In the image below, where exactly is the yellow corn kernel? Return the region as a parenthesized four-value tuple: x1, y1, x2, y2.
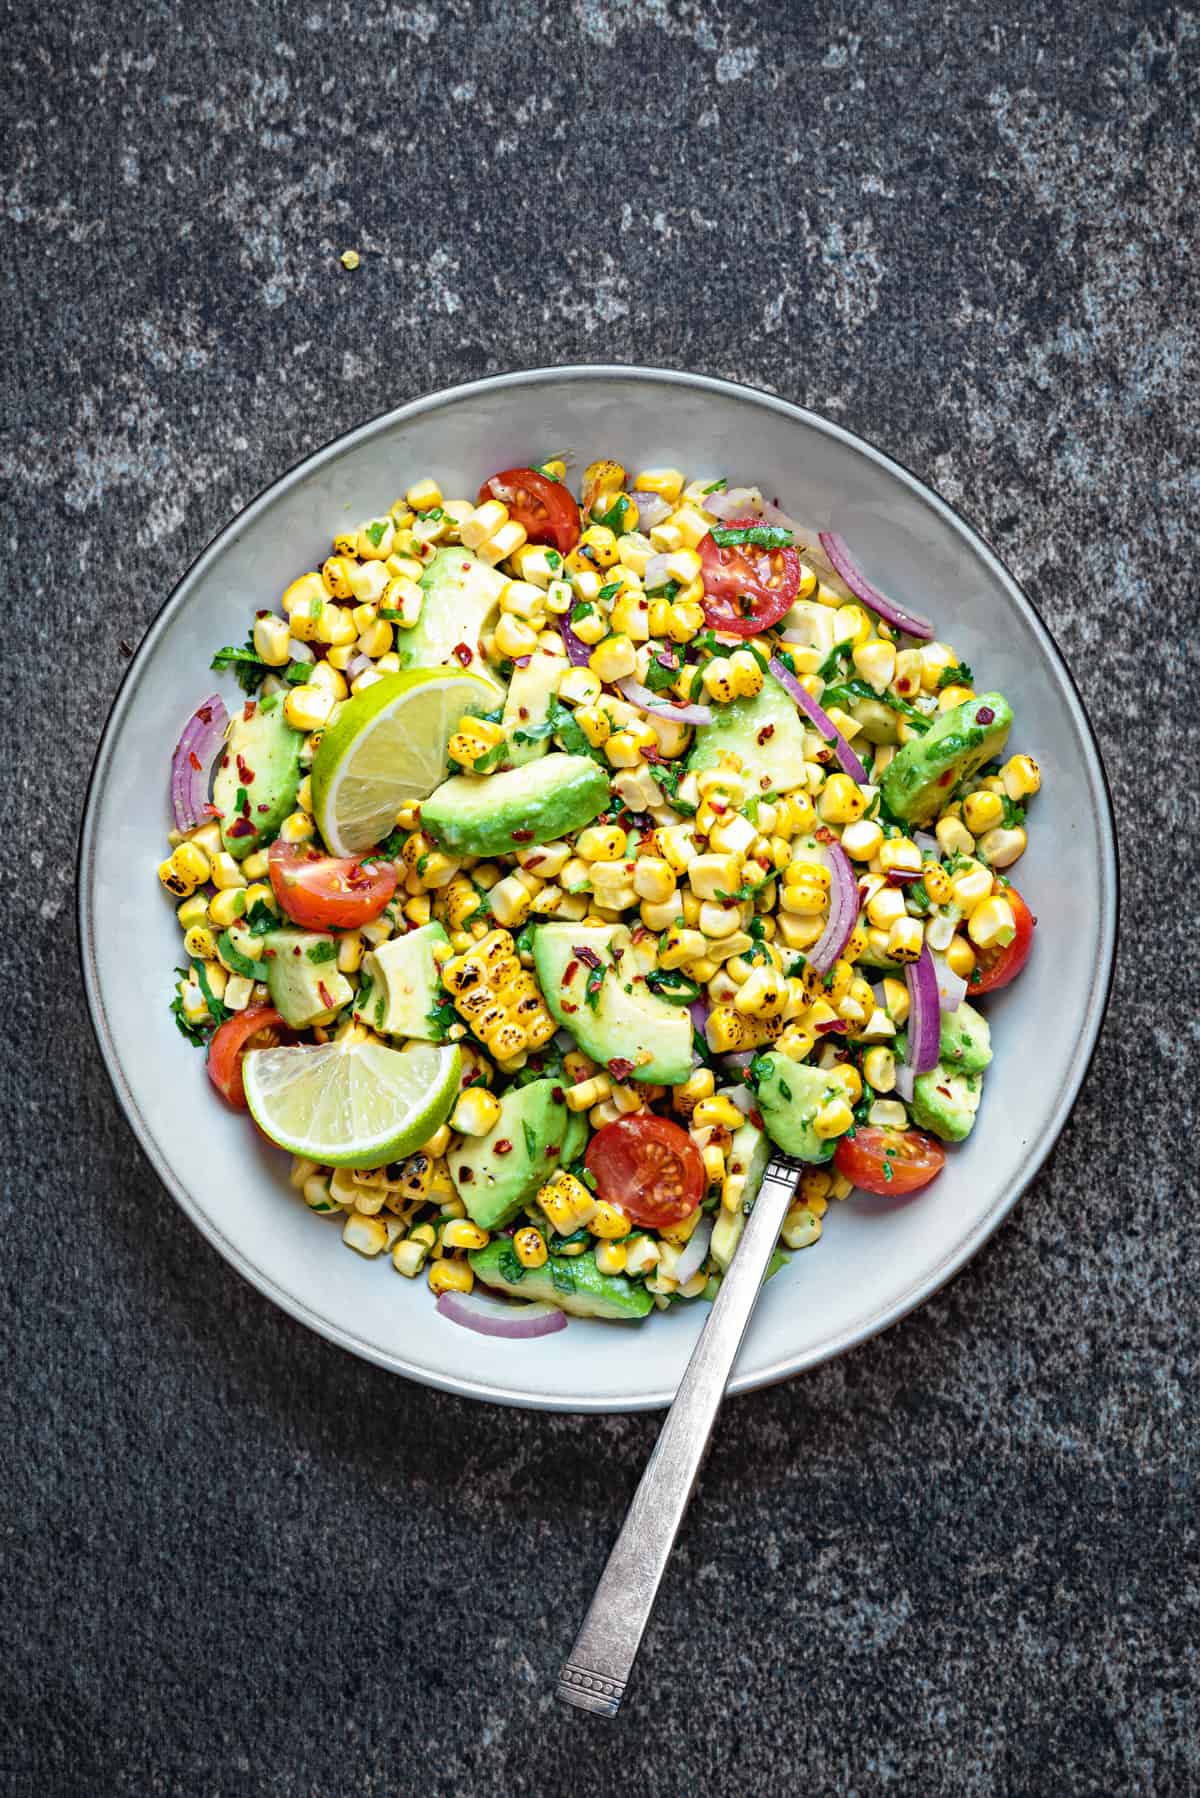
(919, 861, 951, 904)
(949, 863, 993, 914)
(591, 1240, 627, 1276)
(486, 874, 533, 929)
(283, 684, 335, 733)
(589, 1201, 632, 1240)
(669, 504, 713, 549)
(829, 1064, 863, 1105)
(588, 634, 639, 684)
(700, 658, 737, 705)
(967, 894, 1016, 949)
(733, 965, 787, 1018)
(381, 573, 423, 629)
(963, 790, 1004, 835)
(1001, 754, 1041, 800)
(942, 934, 977, 979)
(775, 912, 824, 952)
(428, 1259, 474, 1296)
(978, 825, 1027, 868)
(841, 819, 883, 861)
(818, 773, 867, 825)
(442, 1219, 488, 1252)
(342, 1213, 390, 1257)
(813, 1096, 854, 1141)
(725, 649, 764, 699)
(537, 1170, 597, 1234)
(609, 589, 650, 643)
(557, 666, 602, 709)
(938, 684, 975, 710)
(656, 825, 698, 874)
(852, 638, 897, 693)
(478, 519, 528, 566)
(665, 600, 706, 643)
(875, 976, 907, 1027)
(509, 1227, 547, 1270)
(577, 824, 626, 863)
(691, 1094, 743, 1132)
(450, 1088, 502, 1136)
(459, 498, 508, 550)
(775, 792, 817, 837)
(490, 612, 536, 659)
(781, 1204, 822, 1250)
(629, 858, 674, 907)
(862, 1046, 896, 1093)
(403, 476, 442, 512)
(834, 602, 872, 647)
(276, 811, 313, 846)
(634, 467, 685, 503)
(577, 524, 619, 569)
(877, 835, 920, 875)
(886, 916, 924, 962)
(571, 703, 611, 749)
(603, 731, 643, 769)
(934, 815, 974, 859)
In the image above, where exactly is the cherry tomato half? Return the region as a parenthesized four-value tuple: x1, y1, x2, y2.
(268, 842, 397, 931)
(207, 1006, 290, 1110)
(478, 466, 581, 556)
(585, 1114, 704, 1229)
(834, 1126, 946, 1197)
(968, 885, 1036, 995)
(698, 514, 802, 636)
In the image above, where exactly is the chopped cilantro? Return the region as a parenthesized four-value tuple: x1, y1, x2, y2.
(210, 636, 268, 695)
(591, 495, 630, 533)
(550, 1260, 577, 1295)
(522, 1121, 537, 1159)
(533, 464, 562, 484)
(472, 739, 509, 774)
(642, 655, 679, 694)
(169, 981, 210, 1047)
(584, 963, 605, 1012)
(936, 661, 973, 690)
(191, 958, 230, 1025)
(496, 1246, 525, 1284)
(306, 940, 337, 964)
(710, 524, 794, 549)
(597, 581, 622, 603)
(219, 932, 260, 978)
(1001, 795, 1026, 828)
(645, 969, 702, 1005)
(425, 996, 456, 1041)
(244, 900, 279, 936)
(570, 600, 595, 624)
(365, 520, 387, 548)
(702, 478, 727, 494)
(284, 661, 314, 686)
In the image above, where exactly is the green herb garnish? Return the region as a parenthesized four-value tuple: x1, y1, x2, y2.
(710, 524, 794, 549)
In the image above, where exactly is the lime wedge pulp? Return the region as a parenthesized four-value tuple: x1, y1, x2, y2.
(243, 1038, 461, 1168)
(312, 668, 495, 856)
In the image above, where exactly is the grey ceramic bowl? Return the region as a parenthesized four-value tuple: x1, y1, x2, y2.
(79, 366, 1118, 1412)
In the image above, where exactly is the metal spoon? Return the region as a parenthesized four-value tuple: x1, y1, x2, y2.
(556, 1151, 804, 1715)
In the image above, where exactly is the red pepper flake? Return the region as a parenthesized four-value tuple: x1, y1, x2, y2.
(518, 706, 530, 721)
(236, 754, 255, 784)
(607, 1057, 634, 1080)
(814, 1017, 848, 1035)
(243, 701, 257, 721)
(756, 724, 776, 745)
(511, 828, 534, 843)
(494, 1138, 513, 1156)
(227, 818, 255, 838)
(318, 981, 333, 1008)
(896, 678, 911, 694)
(815, 825, 834, 843)
(573, 945, 602, 969)
(977, 706, 995, 725)
(221, 755, 230, 770)
(202, 803, 223, 818)
(563, 958, 580, 985)
(561, 1001, 579, 1014)
(938, 770, 954, 785)
(458, 1166, 474, 1182)
(937, 1084, 952, 1097)
(188, 751, 202, 772)
(551, 1086, 565, 1103)
(453, 642, 473, 666)
(749, 1108, 765, 1131)
(197, 705, 214, 725)
(257, 803, 270, 814)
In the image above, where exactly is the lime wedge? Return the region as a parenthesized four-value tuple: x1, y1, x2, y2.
(312, 668, 495, 855)
(243, 1038, 461, 1168)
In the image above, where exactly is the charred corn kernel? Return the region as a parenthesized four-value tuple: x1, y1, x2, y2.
(949, 864, 993, 913)
(609, 589, 651, 642)
(921, 861, 952, 904)
(158, 857, 197, 900)
(706, 1005, 782, 1054)
(623, 1236, 660, 1278)
(672, 1070, 717, 1119)
(775, 793, 817, 837)
(459, 498, 508, 550)
(381, 574, 423, 629)
(700, 658, 737, 705)
(886, 916, 924, 962)
(172, 841, 212, 888)
(842, 819, 884, 860)
(862, 1046, 896, 1093)
(665, 600, 706, 642)
(537, 1170, 596, 1234)
(484, 874, 532, 929)
(577, 824, 626, 863)
(571, 704, 611, 749)
(450, 1088, 502, 1136)
(938, 684, 975, 710)
(448, 713, 506, 766)
(604, 731, 644, 769)
(340, 1212, 389, 1257)
(588, 634, 638, 684)
(578, 524, 619, 569)
(283, 684, 335, 732)
(781, 874, 830, 918)
(963, 790, 1004, 835)
(692, 1094, 744, 1132)
(877, 836, 921, 875)
(277, 811, 314, 845)
(659, 927, 708, 970)
(443, 875, 482, 931)
(725, 649, 764, 698)
(1001, 754, 1041, 800)
(441, 1219, 488, 1252)
(968, 894, 1016, 949)
(427, 1259, 474, 1296)
(776, 912, 825, 952)
(635, 467, 685, 503)
(782, 1205, 822, 1250)
(564, 1074, 613, 1112)
(589, 1201, 631, 1240)
(943, 934, 977, 979)
(594, 1241, 628, 1276)
(656, 825, 699, 874)
(852, 638, 897, 693)
(441, 927, 555, 1058)
(183, 924, 217, 961)
(891, 648, 923, 696)
(698, 900, 741, 939)
(557, 666, 602, 708)
(819, 773, 867, 825)
(813, 1096, 855, 1140)
(978, 825, 1027, 868)
(733, 965, 787, 1018)
(506, 1226, 546, 1270)
(829, 1064, 863, 1105)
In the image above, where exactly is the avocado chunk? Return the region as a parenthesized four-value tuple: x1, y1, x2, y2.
(880, 693, 1013, 826)
(752, 1052, 840, 1162)
(533, 922, 692, 1086)
(938, 999, 992, 1073)
(422, 754, 609, 858)
(559, 1108, 589, 1167)
(358, 922, 448, 1040)
(264, 928, 353, 1027)
(448, 1079, 571, 1230)
(502, 650, 566, 768)
(688, 672, 810, 798)
(909, 1061, 983, 1141)
(214, 699, 304, 861)
(469, 1239, 653, 1320)
(395, 547, 506, 696)
(710, 1118, 770, 1272)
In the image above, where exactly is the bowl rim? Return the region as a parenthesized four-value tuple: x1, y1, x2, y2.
(77, 363, 1120, 1411)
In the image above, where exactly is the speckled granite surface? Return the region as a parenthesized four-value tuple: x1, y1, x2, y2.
(3, 2, 1198, 1793)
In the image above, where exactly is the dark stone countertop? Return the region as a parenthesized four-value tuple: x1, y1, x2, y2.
(3, 3, 1197, 1793)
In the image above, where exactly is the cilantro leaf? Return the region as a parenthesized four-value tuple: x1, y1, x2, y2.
(211, 636, 268, 696)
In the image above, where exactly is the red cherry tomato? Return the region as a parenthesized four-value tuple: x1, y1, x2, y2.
(268, 842, 397, 931)
(834, 1126, 946, 1197)
(585, 1115, 704, 1229)
(478, 466, 580, 555)
(697, 514, 802, 636)
(207, 1006, 290, 1110)
(968, 885, 1036, 995)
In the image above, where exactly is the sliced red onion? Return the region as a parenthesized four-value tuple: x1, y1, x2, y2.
(672, 1215, 714, 1286)
(806, 838, 859, 976)
(767, 656, 868, 784)
(722, 1084, 756, 1115)
(553, 1026, 577, 1051)
(556, 616, 592, 666)
(903, 945, 940, 1074)
(705, 485, 764, 520)
(722, 1050, 756, 1071)
(630, 491, 671, 529)
(170, 694, 230, 831)
(930, 951, 968, 1012)
(616, 676, 713, 726)
(346, 652, 373, 682)
(818, 531, 934, 641)
(779, 629, 817, 644)
(914, 830, 940, 857)
(435, 1290, 567, 1339)
(690, 997, 710, 1058)
(894, 1060, 916, 1103)
(643, 552, 674, 590)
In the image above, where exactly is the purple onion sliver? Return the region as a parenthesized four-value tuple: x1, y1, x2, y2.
(170, 693, 230, 832)
(556, 615, 593, 667)
(767, 656, 868, 784)
(903, 945, 941, 1075)
(436, 1291, 567, 1340)
(818, 530, 934, 641)
(894, 1060, 916, 1103)
(805, 838, 859, 976)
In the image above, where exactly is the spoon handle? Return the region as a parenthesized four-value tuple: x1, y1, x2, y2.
(555, 1154, 803, 1716)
